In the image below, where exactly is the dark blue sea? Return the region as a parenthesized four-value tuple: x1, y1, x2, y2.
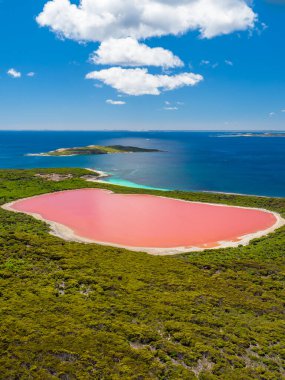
(0, 131, 284, 197)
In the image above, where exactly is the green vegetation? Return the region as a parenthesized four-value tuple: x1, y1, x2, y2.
(0, 168, 284, 379)
(35, 145, 161, 156)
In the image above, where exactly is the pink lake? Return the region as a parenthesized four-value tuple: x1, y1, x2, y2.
(9, 189, 278, 252)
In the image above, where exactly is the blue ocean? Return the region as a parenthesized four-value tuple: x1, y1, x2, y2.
(0, 131, 284, 197)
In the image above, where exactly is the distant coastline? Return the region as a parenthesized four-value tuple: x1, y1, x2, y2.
(217, 132, 285, 138)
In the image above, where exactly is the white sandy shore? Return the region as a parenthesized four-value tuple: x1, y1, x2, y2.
(84, 168, 114, 186)
(26, 146, 82, 157)
(84, 168, 168, 191)
(85, 168, 110, 180)
(2, 188, 285, 256)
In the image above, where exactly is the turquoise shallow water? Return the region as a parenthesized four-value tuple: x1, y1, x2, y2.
(0, 130, 285, 197)
(101, 176, 169, 191)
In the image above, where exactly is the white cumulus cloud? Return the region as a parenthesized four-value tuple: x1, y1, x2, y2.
(90, 38, 183, 68)
(37, 0, 257, 42)
(27, 72, 36, 77)
(37, 0, 256, 96)
(106, 99, 126, 105)
(86, 67, 203, 96)
(7, 68, 21, 78)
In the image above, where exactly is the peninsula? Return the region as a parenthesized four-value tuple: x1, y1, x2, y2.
(29, 145, 161, 157)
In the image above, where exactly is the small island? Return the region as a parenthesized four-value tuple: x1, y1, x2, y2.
(29, 145, 162, 157)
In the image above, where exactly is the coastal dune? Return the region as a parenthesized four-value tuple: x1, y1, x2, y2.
(3, 189, 284, 255)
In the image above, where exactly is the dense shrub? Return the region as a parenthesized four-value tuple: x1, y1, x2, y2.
(0, 169, 284, 379)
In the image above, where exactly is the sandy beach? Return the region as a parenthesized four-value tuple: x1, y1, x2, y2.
(83, 168, 112, 182)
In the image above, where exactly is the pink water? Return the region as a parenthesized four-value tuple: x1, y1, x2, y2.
(11, 189, 277, 249)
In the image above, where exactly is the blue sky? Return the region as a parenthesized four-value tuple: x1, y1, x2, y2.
(0, 0, 284, 130)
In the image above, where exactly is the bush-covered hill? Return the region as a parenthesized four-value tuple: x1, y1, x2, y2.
(0, 169, 284, 379)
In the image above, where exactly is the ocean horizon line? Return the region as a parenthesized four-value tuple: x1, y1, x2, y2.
(0, 129, 285, 133)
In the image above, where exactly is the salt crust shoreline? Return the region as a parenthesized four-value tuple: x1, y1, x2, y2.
(2, 186, 285, 256)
